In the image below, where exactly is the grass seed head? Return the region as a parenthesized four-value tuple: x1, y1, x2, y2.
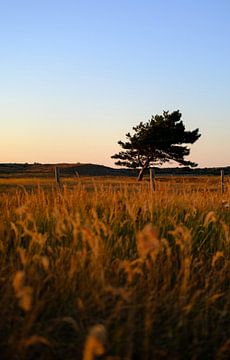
(136, 224, 160, 258)
(83, 324, 107, 360)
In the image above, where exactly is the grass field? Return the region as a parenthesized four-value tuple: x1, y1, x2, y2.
(0, 176, 229, 359)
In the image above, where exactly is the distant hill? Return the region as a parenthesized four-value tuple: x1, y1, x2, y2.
(0, 163, 229, 178)
(0, 163, 136, 178)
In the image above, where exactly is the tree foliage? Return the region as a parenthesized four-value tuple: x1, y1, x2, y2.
(112, 110, 201, 179)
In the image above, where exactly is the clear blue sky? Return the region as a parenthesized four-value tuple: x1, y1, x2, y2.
(0, 0, 229, 167)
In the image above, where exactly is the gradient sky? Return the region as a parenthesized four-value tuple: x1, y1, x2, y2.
(0, 0, 229, 167)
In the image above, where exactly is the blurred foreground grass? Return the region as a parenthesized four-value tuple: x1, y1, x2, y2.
(0, 177, 229, 359)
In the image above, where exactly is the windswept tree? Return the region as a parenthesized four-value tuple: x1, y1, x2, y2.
(112, 110, 201, 181)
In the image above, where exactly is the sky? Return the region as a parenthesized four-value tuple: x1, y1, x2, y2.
(0, 0, 229, 168)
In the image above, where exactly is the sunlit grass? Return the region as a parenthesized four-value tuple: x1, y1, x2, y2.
(0, 177, 229, 359)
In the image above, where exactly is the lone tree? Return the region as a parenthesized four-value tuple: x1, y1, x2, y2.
(111, 110, 201, 181)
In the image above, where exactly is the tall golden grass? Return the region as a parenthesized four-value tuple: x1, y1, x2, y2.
(0, 177, 229, 359)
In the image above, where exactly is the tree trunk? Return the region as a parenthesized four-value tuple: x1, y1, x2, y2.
(137, 161, 149, 181)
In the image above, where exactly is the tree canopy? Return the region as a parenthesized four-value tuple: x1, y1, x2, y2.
(111, 110, 201, 180)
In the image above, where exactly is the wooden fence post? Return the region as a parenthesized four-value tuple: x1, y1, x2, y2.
(221, 170, 225, 194)
(55, 167, 62, 189)
(150, 167, 155, 192)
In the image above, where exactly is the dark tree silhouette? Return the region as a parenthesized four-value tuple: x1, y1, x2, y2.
(111, 110, 201, 181)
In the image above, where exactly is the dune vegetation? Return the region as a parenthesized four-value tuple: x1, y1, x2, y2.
(0, 176, 229, 359)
